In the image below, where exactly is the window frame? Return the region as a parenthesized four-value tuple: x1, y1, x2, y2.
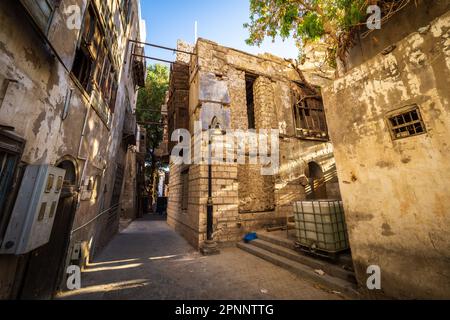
(386, 105, 427, 141)
(293, 93, 329, 142)
(71, 2, 119, 114)
(0, 130, 26, 244)
(20, 0, 60, 35)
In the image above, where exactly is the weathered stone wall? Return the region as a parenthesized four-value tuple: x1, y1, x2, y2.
(322, 9, 450, 299)
(238, 165, 275, 213)
(167, 164, 203, 247)
(0, 0, 142, 298)
(167, 38, 341, 248)
(344, 1, 449, 73)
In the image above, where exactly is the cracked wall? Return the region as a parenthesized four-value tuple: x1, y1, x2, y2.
(168, 38, 341, 249)
(0, 0, 142, 298)
(322, 7, 450, 299)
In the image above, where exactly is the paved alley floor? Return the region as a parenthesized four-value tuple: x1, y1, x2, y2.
(57, 216, 342, 300)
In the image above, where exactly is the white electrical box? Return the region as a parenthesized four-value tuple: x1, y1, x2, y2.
(0, 165, 66, 255)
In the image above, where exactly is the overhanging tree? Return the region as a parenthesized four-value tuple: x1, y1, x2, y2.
(135, 64, 169, 204)
(244, 0, 410, 70)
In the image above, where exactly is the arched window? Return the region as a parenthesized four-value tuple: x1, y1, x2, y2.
(56, 158, 78, 187)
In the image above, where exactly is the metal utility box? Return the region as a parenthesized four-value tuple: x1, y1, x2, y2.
(0, 165, 66, 255)
(293, 200, 349, 256)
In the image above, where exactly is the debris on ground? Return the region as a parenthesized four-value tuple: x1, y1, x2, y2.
(332, 290, 342, 295)
(315, 269, 326, 276)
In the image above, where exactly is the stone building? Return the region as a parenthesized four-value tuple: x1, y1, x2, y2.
(167, 39, 342, 249)
(0, 0, 145, 299)
(121, 125, 147, 220)
(154, 93, 170, 163)
(322, 1, 450, 299)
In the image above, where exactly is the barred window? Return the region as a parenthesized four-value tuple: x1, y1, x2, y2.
(387, 105, 426, 140)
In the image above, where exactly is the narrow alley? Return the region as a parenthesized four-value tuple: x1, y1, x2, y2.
(1, 0, 449, 306)
(57, 216, 341, 300)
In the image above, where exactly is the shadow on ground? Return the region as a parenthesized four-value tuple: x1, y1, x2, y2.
(57, 215, 342, 300)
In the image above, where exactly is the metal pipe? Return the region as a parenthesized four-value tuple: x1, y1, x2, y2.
(137, 121, 165, 126)
(128, 39, 196, 56)
(70, 202, 123, 236)
(131, 54, 185, 65)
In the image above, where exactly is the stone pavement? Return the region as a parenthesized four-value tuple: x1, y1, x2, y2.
(57, 215, 342, 300)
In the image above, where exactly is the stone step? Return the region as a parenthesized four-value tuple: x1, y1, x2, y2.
(258, 231, 355, 271)
(250, 239, 356, 284)
(237, 242, 360, 299)
(257, 232, 297, 250)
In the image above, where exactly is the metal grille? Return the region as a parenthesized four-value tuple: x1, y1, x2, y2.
(388, 105, 426, 140)
(294, 200, 349, 256)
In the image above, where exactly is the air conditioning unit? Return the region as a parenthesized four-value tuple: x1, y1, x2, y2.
(0, 165, 66, 255)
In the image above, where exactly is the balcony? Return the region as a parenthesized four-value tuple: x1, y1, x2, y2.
(132, 45, 146, 87)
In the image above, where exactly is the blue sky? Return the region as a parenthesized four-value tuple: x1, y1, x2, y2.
(139, 0, 299, 65)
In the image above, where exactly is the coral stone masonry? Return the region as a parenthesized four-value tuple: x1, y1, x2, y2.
(167, 38, 342, 249)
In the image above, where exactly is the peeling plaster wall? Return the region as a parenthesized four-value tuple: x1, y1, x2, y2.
(168, 38, 341, 248)
(0, 0, 141, 298)
(322, 9, 450, 299)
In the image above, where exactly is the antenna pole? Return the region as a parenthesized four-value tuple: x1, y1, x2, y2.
(195, 21, 198, 43)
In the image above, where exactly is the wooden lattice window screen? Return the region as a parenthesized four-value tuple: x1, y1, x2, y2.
(294, 96, 329, 141)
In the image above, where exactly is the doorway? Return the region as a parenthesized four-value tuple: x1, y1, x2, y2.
(306, 161, 328, 200)
(18, 159, 78, 299)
